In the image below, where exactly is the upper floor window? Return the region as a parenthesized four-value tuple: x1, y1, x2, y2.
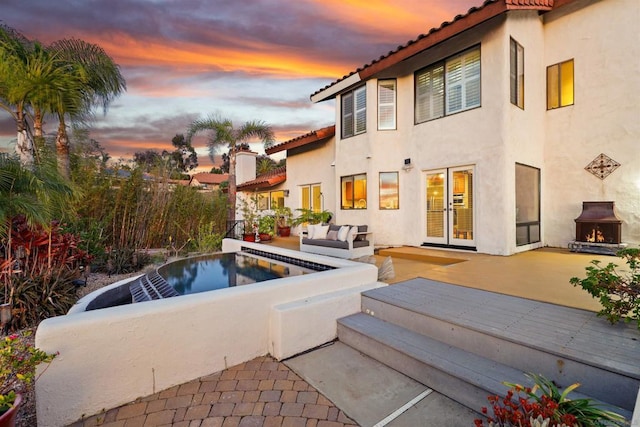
(547, 59, 574, 109)
(341, 174, 367, 209)
(415, 46, 481, 123)
(510, 38, 524, 109)
(341, 86, 366, 138)
(378, 80, 396, 130)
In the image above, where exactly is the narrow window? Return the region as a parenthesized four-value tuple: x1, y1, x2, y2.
(341, 86, 366, 138)
(378, 80, 396, 130)
(379, 172, 399, 209)
(515, 163, 541, 246)
(510, 38, 524, 109)
(547, 59, 574, 109)
(341, 174, 367, 209)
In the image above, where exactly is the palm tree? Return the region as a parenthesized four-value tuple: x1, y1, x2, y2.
(187, 115, 274, 221)
(0, 25, 39, 165)
(46, 38, 126, 178)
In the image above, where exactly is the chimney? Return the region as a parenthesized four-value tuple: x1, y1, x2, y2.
(235, 150, 257, 185)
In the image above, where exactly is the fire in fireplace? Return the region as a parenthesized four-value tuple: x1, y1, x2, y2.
(574, 201, 622, 244)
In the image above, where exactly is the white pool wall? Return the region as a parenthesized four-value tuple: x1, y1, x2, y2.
(35, 240, 383, 426)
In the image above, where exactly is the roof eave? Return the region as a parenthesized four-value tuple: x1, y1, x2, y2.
(311, 73, 362, 103)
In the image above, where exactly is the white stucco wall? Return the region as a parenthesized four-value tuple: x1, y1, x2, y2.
(35, 241, 380, 426)
(542, 0, 640, 247)
(284, 136, 337, 233)
(320, 0, 639, 255)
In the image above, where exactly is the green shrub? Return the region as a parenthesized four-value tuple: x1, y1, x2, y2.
(570, 248, 640, 329)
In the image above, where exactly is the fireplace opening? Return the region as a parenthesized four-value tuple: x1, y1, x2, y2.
(574, 201, 622, 244)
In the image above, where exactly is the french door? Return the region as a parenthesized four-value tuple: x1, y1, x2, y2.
(424, 166, 475, 247)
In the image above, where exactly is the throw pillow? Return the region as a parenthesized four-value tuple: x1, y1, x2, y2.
(326, 230, 339, 240)
(315, 224, 330, 240)
(306, 224, 317, 239)
(337, 225, 350, 241)
(347, 226, 358, 242)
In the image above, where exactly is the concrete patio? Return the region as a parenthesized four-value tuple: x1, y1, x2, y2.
(66, 240, 637, 426)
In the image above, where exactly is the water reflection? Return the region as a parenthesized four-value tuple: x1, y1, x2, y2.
(160, 253, 312, 296)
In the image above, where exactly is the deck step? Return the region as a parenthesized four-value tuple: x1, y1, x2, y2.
(357, 278, 639, 411)
(338, 313, 632, 421)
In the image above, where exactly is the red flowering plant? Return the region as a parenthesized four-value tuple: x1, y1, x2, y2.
(474, 373, 627, 427)
(0, 332, 56, 414)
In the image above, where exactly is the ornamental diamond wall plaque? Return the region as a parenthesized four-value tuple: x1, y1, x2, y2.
(584, 153, 620, 180)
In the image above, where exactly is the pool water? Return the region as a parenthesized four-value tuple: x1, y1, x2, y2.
(159, 252, 317, 296)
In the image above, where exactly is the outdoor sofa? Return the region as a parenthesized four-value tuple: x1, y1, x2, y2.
(299, 223, 373, 259)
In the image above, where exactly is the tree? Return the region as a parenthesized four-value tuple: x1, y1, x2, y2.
(47, 38, 126, 178)
(133, 150, 163, 172)
(167, 134, 198, 173)
(256, 155, 277, 175)
(186, 116, 274, 221)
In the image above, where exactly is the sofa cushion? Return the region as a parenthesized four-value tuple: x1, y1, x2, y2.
(302, 238, 349, 249)
(326, 230, 338, 240)
(315, 224, 330, 239)
(329, 224, 341, 232)
(353, 239, 370, 248)
(337, 225, 350, 241)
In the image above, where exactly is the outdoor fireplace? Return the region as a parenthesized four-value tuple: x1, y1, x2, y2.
(574, 201, 622, 244)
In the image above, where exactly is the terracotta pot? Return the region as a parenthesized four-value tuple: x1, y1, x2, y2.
(243, 234, 256, 242)
(0, 393, 22, 427)
(259, 233, 272, 242)
(278, 226, 291, 237)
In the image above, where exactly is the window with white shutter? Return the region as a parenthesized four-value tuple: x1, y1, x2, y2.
(341, 86, 366, 138)
(415, 46, 480, 124)
(415, 65, 444, 123)
(378, 80, 396, 130)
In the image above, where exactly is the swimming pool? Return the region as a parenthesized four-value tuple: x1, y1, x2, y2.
(159, 249, 333, 296)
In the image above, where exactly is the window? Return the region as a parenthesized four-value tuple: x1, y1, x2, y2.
(256, 190, 285, 210)
(379, 172, 399, 209)
(256, 193, 269, 210)
(341, 86, 366, 138)
(301, 184, 322, 212)
(547, 59, 574, 109)
(515, 163, 540, 246)
(378, 80, 396, 130)
(341, 174, 367, 209)
(415, 46, 481, 123)
(510, 38, 524, 109)
(270, 191, 284, 209)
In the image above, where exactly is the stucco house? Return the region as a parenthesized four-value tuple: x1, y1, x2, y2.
(189, 172, 229, 192)
(257, 0, 640, 256)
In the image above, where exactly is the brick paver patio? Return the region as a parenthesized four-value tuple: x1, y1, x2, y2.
(68, 356, 358, 427)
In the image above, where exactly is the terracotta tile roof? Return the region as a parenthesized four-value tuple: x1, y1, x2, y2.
(311, 0, 561, 102)
(266, 125, 336, 155)
(190, 172, 229, 185)
(237, 166, 286, 191)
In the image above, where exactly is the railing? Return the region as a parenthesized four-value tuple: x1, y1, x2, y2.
(225, 220, 246, 239)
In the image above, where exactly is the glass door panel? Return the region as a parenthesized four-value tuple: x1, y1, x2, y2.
(449, 167, 474, 245)
(424, 166, 475, 247)
(425, 171, 447, 244)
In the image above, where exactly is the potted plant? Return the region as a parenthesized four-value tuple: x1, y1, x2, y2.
(290, 208, 333, 228)
(238, 197, 258, 242)
(0, 332, 56, 426)
(257, 215, 275, 242)
(274, 206, 293, 237)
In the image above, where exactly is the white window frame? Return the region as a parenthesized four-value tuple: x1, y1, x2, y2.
(415, 46, 481, 123)
(341, 86, 366, 138)
(378, 79, 396, 130)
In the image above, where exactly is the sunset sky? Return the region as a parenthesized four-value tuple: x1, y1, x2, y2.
(1, 0, 479, 170)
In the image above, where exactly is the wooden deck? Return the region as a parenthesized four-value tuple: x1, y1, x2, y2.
(363, 278, 640, 379)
